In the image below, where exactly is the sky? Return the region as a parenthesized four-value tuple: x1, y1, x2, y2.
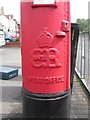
(0, 0, 90, 22)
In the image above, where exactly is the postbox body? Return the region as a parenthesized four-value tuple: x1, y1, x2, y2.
(21, 1, 71, 94)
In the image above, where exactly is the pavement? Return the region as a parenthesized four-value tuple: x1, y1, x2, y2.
(0, 47, 90, 119)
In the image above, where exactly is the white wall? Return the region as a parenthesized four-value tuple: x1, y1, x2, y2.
(0, 14, 18, 36)
(0, 14, 9, 31)
(9, 19, 16, 36)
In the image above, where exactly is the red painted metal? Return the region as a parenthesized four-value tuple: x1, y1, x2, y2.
(21, 1, 71, 94)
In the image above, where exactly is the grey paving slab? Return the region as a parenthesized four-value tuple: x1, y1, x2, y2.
(70, 75, 89, 119)
(1, 75, 22, 118)
(0, 47, 21, 68)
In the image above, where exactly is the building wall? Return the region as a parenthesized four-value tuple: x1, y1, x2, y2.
(0, 14, 9, 31)
(0, 7, 20, 37)
(8, 18, 16, 36)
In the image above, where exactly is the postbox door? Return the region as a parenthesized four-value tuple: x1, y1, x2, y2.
(21, 0, 71, 94)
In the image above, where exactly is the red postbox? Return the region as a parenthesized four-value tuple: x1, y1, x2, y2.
(21, 0, 71, 118)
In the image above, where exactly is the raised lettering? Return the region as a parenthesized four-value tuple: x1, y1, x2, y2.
(30, 48, 61, 68)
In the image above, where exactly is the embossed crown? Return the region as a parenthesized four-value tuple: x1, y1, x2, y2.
(37, 30, 54, 48)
